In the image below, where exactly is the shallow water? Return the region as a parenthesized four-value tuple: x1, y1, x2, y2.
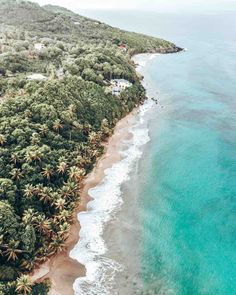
(72, 10, 236, 295)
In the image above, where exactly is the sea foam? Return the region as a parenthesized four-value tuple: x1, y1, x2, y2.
(70, 98, 155, 295)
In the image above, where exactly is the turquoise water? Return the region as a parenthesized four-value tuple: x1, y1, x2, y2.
(138, 13, 236, 295)
(83, 10, 236, 294)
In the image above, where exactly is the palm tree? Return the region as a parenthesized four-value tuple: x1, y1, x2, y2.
(53, 119, 63, 133)
(42, 165, 53, 179)
(30, 133, 40, 145)
(74, 155, 85, 168)
(35, 215, 52, 237)
(21, 258, 35, 271)
(25, 150, 43, 163)
(36, 246, 50, 262)
(3, 247, 21, 261)
(69, 166, 85, 182)
(11, 152, 20, 165)
(10, 168, 23, 181)
(60, 181, 79, 199)
(55, 209, 71, 222)
(54, 198, 66, 211)
(0, 134, 6, 146)
(16, 275, 33, 295)
(38, 187, 53, 203)
(49, 236, 66, 254)
(60, 185, 71, 199)
(34, 184, 44, 195)
(57, 161, 67, 174)
(88, 131, 98, 145)
(22, 208, 36, 225)
(58, 222, 71, 238)
(39, 124, 49, 137)
(24, 184, 36, 198)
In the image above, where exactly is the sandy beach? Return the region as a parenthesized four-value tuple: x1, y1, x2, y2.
(31, 110, 137, 295)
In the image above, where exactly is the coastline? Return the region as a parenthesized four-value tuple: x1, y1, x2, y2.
(31, 109, 138, 295)
(31, 52, 160, 294)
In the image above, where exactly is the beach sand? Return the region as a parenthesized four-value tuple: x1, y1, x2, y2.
(31, 111, 136, 295)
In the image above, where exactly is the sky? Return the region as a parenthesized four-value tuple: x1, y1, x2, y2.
(31, 0, 236, 12)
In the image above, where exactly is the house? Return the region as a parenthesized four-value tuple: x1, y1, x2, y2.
(110, 79, 132, 96)
(111, 79, 132, 90)
(74, 21, 80, 26)
(34, 43, 46, 51)
(119, 43, 127, 52)
(27, 74, 47, 81)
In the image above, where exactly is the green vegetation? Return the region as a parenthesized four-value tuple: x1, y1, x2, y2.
(0, 0, 181, 293)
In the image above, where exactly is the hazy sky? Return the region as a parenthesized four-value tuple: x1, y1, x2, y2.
(31, 0, 236, 12)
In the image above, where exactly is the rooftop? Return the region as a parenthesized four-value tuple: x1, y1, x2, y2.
(27, 73, 47, 81)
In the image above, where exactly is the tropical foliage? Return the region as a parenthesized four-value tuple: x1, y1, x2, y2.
(0, 0, 181, 293)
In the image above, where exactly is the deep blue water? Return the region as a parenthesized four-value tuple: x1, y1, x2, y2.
(83, 9, 236, 294)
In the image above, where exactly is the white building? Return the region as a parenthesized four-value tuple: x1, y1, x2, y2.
(27, 74, 47, 81)
(34, 43, 46, 51)
(111, 79, 132, 89)
(110, 79, 132, 96)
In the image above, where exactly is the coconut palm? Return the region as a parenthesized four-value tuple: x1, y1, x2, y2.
(60, 185, 71, 199)
(49, 236, 66, 254)
(0, 134, 6, 146)
(55, 209, 71, 222)
(69, 166, 85, 182)
(4, 247, 20, 261)
(57, 161, 67, 174)
(34, 183, 44, 195)
(11, 152, 20, 164)
(58, 222, 71, 238)
(20, 257, 35, 271)
(88, 131, 98, 145)
(35, 215, 52, 236)
(42, 165, 53, 179)
(36, 245, 50, 262)
(25, 150, 43, 163)
(22, 208, 36, 225)
(23, 184, 35, 198)
(10, 168, 23, 181)
(74, 155, 85, 167)
(30, 133, 40, 145)
(39, 124, 49, 137)
(38, 187, 53, 203)
(54, 198, 66, 211)
(53, 119, 63, 133)
(60, 181, 79, 199)
(16, 275, 32, 295)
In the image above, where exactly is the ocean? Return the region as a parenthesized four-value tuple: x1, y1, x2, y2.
(70, 9, 236, 295)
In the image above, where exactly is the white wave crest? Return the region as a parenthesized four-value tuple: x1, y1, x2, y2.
(70, 99, 154, 295)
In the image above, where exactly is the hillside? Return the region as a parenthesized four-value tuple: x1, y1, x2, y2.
(0, 0, 180, 53)
(0, 1, 182, 294)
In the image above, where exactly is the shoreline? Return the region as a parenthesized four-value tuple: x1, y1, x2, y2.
(31, 52, 161, 294)
(31, 109, 138, 295)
